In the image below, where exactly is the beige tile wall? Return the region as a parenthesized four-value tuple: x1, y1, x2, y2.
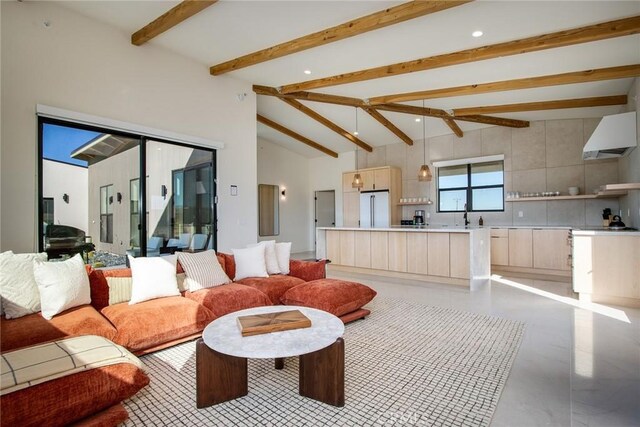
(358, 118, 622, 227)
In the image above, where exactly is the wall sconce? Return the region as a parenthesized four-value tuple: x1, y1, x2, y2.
(63, 193, 69, 204)
(281, 188, 286, 199)
(117, 192, 123, 203)
(161, 185, 167, 200)
(108, 195, 113, 205)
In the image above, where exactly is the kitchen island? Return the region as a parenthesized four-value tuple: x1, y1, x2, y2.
(316, 226, 491, 288)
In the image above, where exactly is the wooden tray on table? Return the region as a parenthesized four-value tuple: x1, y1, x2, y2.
(237, 310, 311, 337)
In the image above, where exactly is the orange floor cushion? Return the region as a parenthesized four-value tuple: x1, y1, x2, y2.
(0, 362, 149, 427)
(101, 296, 214, 353)
(234, 275, 305, 305)
(280, 278, 377, 317)
(185, 283, 272, 318)
(0, 305, 117, 353)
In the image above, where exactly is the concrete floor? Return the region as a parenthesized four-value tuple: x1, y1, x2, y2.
(320, 267, 640, 427)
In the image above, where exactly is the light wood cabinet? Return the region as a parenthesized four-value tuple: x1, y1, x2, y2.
(341, 166, 401, 226)
(508, 228, 533, 268)
(339, 231, 355, 267)
(342, 172, 358, 193)
(407, 232, 429, 274)
(450, 233, 470, 279)
(428, 233, 450, 277)
(343, 192, 360, 227)
(326, 230, 341, 264)
(354, 231, 371, 268)
(370, 232, 389, 270)
(533, 229, 571, 271)
(490, 229, 509, 266)
(388, 232, 407, 272)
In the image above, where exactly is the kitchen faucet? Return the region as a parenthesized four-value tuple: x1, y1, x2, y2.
(463, 203, 470, 226)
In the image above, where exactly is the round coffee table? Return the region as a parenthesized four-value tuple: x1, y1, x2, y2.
(196, 305, 345, 408)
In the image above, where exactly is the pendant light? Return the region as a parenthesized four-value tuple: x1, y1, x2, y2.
(352, 107, 364, 189)
(418, 100, 432, 182)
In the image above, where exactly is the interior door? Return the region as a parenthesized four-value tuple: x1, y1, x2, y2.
(315, 190, 335, 227)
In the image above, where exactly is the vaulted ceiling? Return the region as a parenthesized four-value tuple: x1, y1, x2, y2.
(59, 1, 640, 158)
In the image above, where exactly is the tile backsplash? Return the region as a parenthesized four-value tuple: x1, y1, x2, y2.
(359, 118, 622, 227)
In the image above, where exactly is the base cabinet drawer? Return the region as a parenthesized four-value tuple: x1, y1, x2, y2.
(428, 233, 450, 277)
(508, 229, 533, 268)
(491, 236, 509, 266)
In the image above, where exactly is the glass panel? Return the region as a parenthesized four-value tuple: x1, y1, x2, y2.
(43, 198, 54, 225)
(471, 161, 503, 186)
(100, 186, 107, 215)
(439, 189, 467, 212)
(146, 140, 215, 256)
(438, 165, 467, 189)
(258, 184, 280, 236)
(106, 185, 114, 214)
(472, 188, 504, 211)
(130, 179, 140, 249)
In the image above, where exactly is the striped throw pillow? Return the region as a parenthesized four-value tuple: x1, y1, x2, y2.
(177, 250, 231, 292)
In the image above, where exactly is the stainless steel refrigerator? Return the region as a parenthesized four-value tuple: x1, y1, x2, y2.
(359, 190, 390, 228)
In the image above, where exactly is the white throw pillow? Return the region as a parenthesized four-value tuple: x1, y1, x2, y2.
(232, 245, 269, 281)
(275, 242, 292, 275)
(128, 255, 180, 304)
(33, 254, 91, 320)
(0, 251, 48, 319)
(177, 250, 231, 291)
(247, 240, 281, 275)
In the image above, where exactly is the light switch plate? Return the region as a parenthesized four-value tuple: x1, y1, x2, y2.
(230, 185, 238, 196)
(518, 211, 524, 218)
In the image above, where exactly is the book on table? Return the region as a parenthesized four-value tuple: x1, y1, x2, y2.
(237, 310, 312, 337)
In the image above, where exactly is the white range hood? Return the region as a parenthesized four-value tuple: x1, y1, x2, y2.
(583, 111, 637, 160)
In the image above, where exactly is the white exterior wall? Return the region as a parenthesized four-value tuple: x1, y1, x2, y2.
(42, 160, 88, 233)
(1, 1, 257, 253)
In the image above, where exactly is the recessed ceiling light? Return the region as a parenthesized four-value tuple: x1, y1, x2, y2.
(415, 118, 421, 122)
(472, 30, 483, 38)
(304, 70, 312, 75)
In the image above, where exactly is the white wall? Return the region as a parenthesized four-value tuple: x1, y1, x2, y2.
(618, 78, 640, 228)
(257, 138, 311, 252)
(308, 151, 355, 248)
(0, 1, 257, 253)
(42, 160, 88, 233)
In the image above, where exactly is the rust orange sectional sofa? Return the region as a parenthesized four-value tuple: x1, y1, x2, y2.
(0, 254, 376, 426)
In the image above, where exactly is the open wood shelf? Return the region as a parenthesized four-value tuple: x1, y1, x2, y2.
(600, 183, 640, 191)
(506, 191, 626, 202)
(398, 202, 433, 206)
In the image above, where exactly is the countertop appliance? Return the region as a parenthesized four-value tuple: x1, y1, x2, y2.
(414, 210, 425, 225)
(360, 190, 389, 228)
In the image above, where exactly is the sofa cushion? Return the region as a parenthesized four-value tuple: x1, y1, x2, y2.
(101, 297, 214, 352)
(280, 278, 377, 317)
(185, 283, 272, 318)
(177, 250, 231, 291)
(234, 275, 305, 305)
(34, 254, 91, 320)
(289, 259, 327, 282)
(0, 251, 48, 319)
(0, 362, 148, 427)
(0, 305, 117, 353)
(220, 253, 236, 280)
(128, 255, 180, 304)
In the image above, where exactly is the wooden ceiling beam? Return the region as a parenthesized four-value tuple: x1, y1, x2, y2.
(374, 103, 530, 128)
(211, 1, 472, 75)
(278, 98, 373, 152)
(453, 95, 628, 116)
(257, 114, 338, 158)
(132, 0, 218, 46)
(443, 118, 464, 138)
(253, 85, 365, 107)
(280, 15, 640, 93)
(369, 64, 640, 104)
(362, 107, 413, 146)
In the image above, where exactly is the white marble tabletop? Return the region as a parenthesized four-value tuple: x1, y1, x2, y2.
(202, 305, 345, 359)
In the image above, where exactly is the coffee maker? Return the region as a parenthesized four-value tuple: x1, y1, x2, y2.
(413, 210, 425, 225)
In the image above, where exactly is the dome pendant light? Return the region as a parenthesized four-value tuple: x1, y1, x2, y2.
(352, 107, 364, 189)
(418, 100, 432, 182)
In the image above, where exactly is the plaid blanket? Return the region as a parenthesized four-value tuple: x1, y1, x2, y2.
(1, 335, 143, 396)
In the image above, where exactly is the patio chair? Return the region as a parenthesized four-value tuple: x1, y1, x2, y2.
(189, 234, 208, 251)
(167, 233, 191, 249)
(146, 236, 163, 257)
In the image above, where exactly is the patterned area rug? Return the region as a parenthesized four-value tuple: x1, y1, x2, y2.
(124, 297, 524, 426)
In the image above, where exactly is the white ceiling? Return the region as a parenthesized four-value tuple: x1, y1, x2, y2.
(57, 1, 640, 158)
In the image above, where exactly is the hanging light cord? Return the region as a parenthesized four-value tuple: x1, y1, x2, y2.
(422, 100, 426, 164)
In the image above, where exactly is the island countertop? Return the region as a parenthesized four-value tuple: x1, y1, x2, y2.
(315, 226, 484, 233)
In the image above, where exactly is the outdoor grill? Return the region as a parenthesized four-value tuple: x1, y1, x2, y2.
(44, 224, 94, 259)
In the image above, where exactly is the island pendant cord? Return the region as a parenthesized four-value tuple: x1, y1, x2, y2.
(352, 107, 363, 189)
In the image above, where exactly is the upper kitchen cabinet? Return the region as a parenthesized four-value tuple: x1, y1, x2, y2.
(342, 166, 402, 226)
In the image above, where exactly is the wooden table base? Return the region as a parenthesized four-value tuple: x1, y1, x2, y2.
(196, 338, 345, 408)
(299, 338, 345, 407)
(196, 339, 247, 408)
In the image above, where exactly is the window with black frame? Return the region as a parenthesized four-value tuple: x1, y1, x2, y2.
(438, 160, 504, 212)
